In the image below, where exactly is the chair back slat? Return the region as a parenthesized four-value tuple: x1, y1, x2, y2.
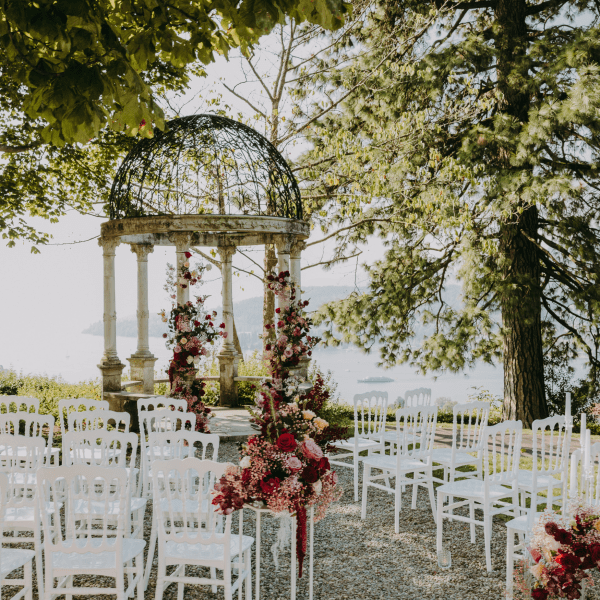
(68, 409, 130, 433)
(394, 406, 437, 460)
(138, 397, 188, 413)
(404, 388, 432, 408)
(0, 396, 39, 414)
(453, 401, 489, 453)
(148, 430, 219, 462)
(353, 391, 388, 438)
(58, 398, 109, 438)
(0, 413, 54, 465)
(483, 421, 522, 486)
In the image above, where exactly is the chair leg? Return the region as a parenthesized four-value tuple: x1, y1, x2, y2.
(155, 562, 166, 600)
(144, 514, 158, 590)
(394, 477, 402, 534)
(436, 490, 444, 555)
(469, 501, 475, 543)
(24, 559, 33, 600)
(361, 463, 370, 520)
(245, 549, 252, 600)
(506, 527, 515, 599)
(353, 451, 359, 502)
(483, 509, 492, 573)
(427, 471, 437, 523)
(411, 472, 418, 510)
(35, 524, 44, 600)
(211, 567, 218, 593)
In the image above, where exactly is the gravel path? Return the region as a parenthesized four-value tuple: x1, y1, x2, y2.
(9, 442, 600, 600)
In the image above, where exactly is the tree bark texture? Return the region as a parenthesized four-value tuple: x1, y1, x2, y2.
(495, 0, 548, 425)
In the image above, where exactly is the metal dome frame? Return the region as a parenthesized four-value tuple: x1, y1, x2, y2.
(108, 114, 303, 221)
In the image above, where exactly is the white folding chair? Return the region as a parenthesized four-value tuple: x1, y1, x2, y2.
(431, 401, 489, 483)
(361, 406, 438, 533)
(68, 409, 130, 433)
(153, 458, 253, 600)
(328, 392, 387, 501)
(139, 410, 196, 498)
(0, 413, 57, 465)
(57, 398, 108, 440)
(437, 420, 522, 573)
(0, 471, 35, 600)
(63, 430, 146, 539)
(405, 388, 432, 408)
(37, 464, 145, 600)
(0, 396, 39, 414)
(144, 430, 220, 589)
(0, 436, 49, 599)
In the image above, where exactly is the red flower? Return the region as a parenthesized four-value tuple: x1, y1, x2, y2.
(302, 465, 319, 484)
(205, 314, 211, 320)
(194, 320, 200, 327)
(242, 469, 251, 483)
(219, 323, 226, 328)
(275, 308, 281, 314)
(209, 322, 214, 327)
(318, 457, 330, 472)
(276, 433, 297, 453)
(265, 344, 271, 351)
(589, 543, 600, 565)
(163, 333, 168, 338)
(554, 528, 573, 546)
(531, 589, 549, 600)
(277, 321, 285, 328)
(184, 252, 192, 258)
(183, 272, 192, 280)
(555, 551, 580, 571)
(260, 477, 280, 495)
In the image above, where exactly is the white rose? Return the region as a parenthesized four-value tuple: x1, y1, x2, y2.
(180, 338, 187, 345)
(313, 480, 322, 495)
(186, 356, 194, 364)
(240, 456, 251, 469)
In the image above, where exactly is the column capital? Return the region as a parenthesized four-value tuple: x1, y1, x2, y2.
(169, 232, 193, 253)
(290, 240, 307, 259)
(275, 236, 293, 255)
(98, 237, 120, 255)
(217, 245, 237, 261)
(130, 244, 154, 261)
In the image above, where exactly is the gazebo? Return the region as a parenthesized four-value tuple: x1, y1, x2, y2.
(97, 114, 309, 415)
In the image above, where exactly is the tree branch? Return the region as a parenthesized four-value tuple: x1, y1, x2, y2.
(222, 84, 267, 118)
(0, 142, 41, 154)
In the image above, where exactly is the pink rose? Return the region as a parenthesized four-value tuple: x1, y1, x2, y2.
(286, 456, 302, 471)
(301, 438, 323, 461)
(284, 347, 293, 358)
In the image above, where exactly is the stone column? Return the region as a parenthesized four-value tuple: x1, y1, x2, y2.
(289, 239, 310, 380)
(276, 237, 292, 311)
(171, 233, 192, 307)
(97, 237, 125, 399)
(217, 245, 239, 406)
(128, 244, 157, 395)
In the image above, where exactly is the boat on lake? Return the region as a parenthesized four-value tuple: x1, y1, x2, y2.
(357, 376, 395, 383)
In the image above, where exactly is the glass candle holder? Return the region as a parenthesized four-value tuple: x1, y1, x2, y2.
(437, 548, 452, 570)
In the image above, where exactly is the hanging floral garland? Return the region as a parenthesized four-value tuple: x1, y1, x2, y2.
(160, 253, 224, 433)
(514, 504, 600, 599)
(212, 271, 345, 575)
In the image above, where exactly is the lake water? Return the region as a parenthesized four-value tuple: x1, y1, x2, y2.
(0, 329, 504, 404)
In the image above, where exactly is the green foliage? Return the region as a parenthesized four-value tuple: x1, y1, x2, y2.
(0, 370, 101, 419)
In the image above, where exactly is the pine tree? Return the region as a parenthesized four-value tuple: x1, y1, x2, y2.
(299, 0, 600, 426)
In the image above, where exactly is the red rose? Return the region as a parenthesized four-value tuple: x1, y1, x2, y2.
(260, 477, 280, 495)
(209, 322, 214, 327)
(531, 589, 549, 600)
(545, 522, 559, 537)
(184, 252, 192, 258)
(554, 528, 573, 545)
(265, 344, 271, 351)
(183, 272, 192, 280)
(162, 333, 167, 338)
(318, 457, 330, 472)
(277, 321, 285, 328)
(590, 543, 600, 565)
(276, 433, 297, 453)
(555, 551, 580, 571)
(194, 320, 200, 327)
(219, 323, 226, 328)
(302, 465, 319, 484)
(205, 315, 211, 320)
(275, 308, 281, 314)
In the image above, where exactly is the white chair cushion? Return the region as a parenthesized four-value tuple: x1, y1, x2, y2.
(437, 479, 513, 500)
(430, 448, 479, 465)
(165, 532, 254, 561)
(51, 538, 146, 570)
(0, 548, 35, 579)
(363, 455, 427, 472)
(71, 497, 147, 516)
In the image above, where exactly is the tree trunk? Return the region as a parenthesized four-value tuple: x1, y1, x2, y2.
(263, 243, 277, 355)
(495, 0, 547, 425)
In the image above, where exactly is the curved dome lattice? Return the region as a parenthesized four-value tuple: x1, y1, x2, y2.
(108, 114, 302, 221)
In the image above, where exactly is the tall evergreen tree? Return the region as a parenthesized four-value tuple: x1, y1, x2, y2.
(299, 0, 600, 425)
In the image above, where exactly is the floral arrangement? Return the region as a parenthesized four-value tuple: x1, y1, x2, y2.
(212, 272, 345, 575)
(160, 254, 224, 432)
(515, 505, 600, 599)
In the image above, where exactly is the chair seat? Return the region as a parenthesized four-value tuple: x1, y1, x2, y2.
(431, 448, 479, 465)
(51, 538, 146, 570)
(0, 548, 35, 579)
(381, 431, 416, 443)
(363, 455, 427, 472)
(165, 532, 254, 561)
(515, 469, 562, 490)
(146, 446, 191, 459)
(505, 512, 545, 532)
(4, 502, 60, 525)
(437, 479, 513, 500)
(71, 497, 148, 516)
(331, 437, 381, 451)
(157, 497, 214, 514)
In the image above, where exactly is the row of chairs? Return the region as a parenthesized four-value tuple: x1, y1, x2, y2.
(0, 395, 252, 600)
(329, 391, 574, 585)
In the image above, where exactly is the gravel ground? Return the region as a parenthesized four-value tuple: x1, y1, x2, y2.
(6, 442, 600, 600)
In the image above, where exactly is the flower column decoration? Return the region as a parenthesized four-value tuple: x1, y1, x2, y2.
(212, 273, 345, 576)
(161, 253, 224, 433)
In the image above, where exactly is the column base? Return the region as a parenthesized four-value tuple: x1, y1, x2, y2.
(127, 354, 158, 394)
(98, 359, 126, 407)
(218, 352, 240, 407)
